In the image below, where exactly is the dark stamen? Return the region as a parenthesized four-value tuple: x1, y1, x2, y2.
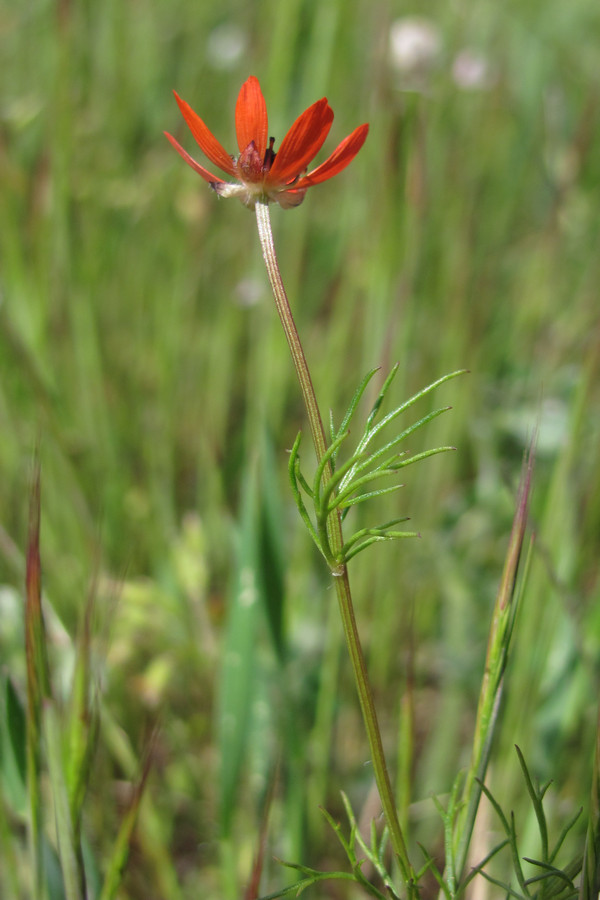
(263, 137, 276, 171)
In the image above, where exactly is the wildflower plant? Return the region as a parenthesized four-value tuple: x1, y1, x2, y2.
(164, 75, 599, 900)
(3, 64, 596, 900)
(166, 76, 469, 891)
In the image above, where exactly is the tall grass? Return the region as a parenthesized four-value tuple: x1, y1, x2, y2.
(1, 0, 599, 897)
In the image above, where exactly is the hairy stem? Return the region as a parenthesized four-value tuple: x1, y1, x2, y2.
(255, 199, 414, 891)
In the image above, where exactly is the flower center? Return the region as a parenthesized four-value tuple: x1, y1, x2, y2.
(237, 138, 278, 184)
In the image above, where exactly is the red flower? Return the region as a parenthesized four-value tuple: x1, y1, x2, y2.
(165, 76, 369, 209)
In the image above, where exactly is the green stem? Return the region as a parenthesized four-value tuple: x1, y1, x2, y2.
(255, 200, 415, 892)
(254, 203, 329, 473)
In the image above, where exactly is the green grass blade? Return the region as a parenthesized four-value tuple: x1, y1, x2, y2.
(66, 591, 99, 840)
(25, 460, 51, 900)
(580, 705, 600, 900)
(1, 676, 27, 815)
(43, 701, 84, 900)
(257, 435, 287, 662)
(98, 746, 153, 900)
(217, 462, 264, 838)
(453, 443, 535, 883)
(0, 770, 21, 898)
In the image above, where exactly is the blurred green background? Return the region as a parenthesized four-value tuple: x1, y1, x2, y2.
(1, 0, 599, 896)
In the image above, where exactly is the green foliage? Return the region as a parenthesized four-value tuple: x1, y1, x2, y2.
(0, 469, 157, 899)
(289, 367, 464, 568)
(581, 709, 600, 900)
(477, 748, 583, 900)
(260, 793, 406, 900)
(218, 445, 286, 836)
(1, 0, 599, 896)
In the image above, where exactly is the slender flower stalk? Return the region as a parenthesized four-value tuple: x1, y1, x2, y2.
(254, 202, 330, 489)
(255, 200, 414, 889)
(167, 76, 416, 892)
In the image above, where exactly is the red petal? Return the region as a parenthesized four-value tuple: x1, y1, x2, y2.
(296, 123, 369, 187)
(269, 99, 334, 183)
(235, 76, 268, 159)
(173, 92, 236, 177)
(164, 132, 226, 184)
